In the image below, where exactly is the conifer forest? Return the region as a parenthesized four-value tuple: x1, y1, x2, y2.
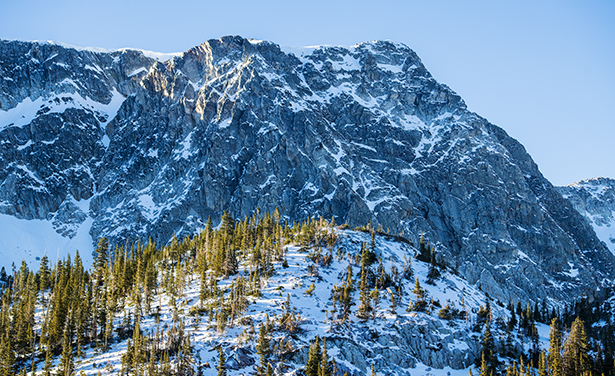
(0, 211, 614, 376)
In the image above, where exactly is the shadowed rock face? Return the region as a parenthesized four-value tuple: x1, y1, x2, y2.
(1, 36, 613, 304)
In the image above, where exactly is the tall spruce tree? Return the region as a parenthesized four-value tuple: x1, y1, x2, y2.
(480, 322, 497, 375)
(215, 347, 226, 376)
(357, 264, 371, 321)
(320, 338, 331, 376)
(548, 318, 563, 376)
(306, 336, 322, 376)
(0, 333, 14, 376)
(256, 323, 270, 374)
(562, 317, 590, 376)
(59, 329, 74, 376)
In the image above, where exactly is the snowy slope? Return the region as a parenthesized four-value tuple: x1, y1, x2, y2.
(30, 229, 516, 376)
(0, 213, 93, 270)
(14, 221, 615, 376)
(558, 178, 615, 256)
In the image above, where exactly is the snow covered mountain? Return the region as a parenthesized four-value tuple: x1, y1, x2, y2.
(557, 178, 615, 256)
(0, 36, 613, 306)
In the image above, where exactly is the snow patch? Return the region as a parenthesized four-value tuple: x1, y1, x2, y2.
(0, 89, 126, 130)
(128, 67, 148, 77)
(563, 262, 579, 278)
(32, 40, 181, 61)
(0, 213, 94, 270)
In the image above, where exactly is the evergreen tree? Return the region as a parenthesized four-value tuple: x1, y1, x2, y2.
(256, 323, 270, 373)
(360, 241, 376, 269)
(60, 329, 74, 376)
(508, 305, 517, 332)
(0, 333, 14, 376)
(538, 349, 547, 376)
(408, 278, 426, 312)
(216, 347, 227, 376)
(319, 338, 331, 376)
(562, 317, 590, 376)
(178, 336, 196, 376)
(39, 255, 51, 292)
(306, 336, 322, 376)
(389, 288, 397, 315)
(94, 237, 109, 280)
(370, 286, 380, 320)
(402, 255, 413, 280)
(479, 352, 490, 376)
(594, 345, 604, 376)
(341, 266, 354, 321)
(131, 319, 147, 373)
(548, 318, 563, 376)
(43, 346, 53, 376)
(480, 322, 497, 375)
(417, 234, 430, 262)
(425, 247, 441, 284)
(356, 264, 371, 321)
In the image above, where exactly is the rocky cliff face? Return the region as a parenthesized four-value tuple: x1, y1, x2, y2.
(557, 178, 615, 257)
(0, 40, 155, 231)
(1, 36, 613, 304)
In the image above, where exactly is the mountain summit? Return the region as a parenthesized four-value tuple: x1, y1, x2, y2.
(0, 36, 613, 304)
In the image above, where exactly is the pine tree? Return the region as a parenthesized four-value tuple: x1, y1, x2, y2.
(306, 336, 322, 376)
(370, 286, 380, 320)
(594, 345, 604, 376)
(425, 246, 441, 284)
(319, 338, 331, 376)
(131, 319, 147, 373)
(178, 336, 195, 376)
(217, 347, 227, 376)
(548, 318, 563, 376)
(408, 278, 426, 312)
(147, 340, 158, 376)
(341, 266, 354, 322)
(0, 333, 14, 376)
(43, 345, 53, 376)
(538, 349, 547, 376)
(60, 329, 74, 376)
(39, 255, 51, 293)
(480, 322, 496, 375)
(479, 352, 490, 376)
(389, 289, 397, 315)
(562, 317, 590, 376)
(356, 264, 371, 321)
(161, 350, 171, 376)
(94, 237, 109, 280)
(418, 234, 430, 262)
(508, 305, 517, 332)
(256, 323, 270, 373)
(360, 241, 376, 269)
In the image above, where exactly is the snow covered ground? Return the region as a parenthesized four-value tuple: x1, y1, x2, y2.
(27, 229, 521, 376)
(0, 213, 93, 271)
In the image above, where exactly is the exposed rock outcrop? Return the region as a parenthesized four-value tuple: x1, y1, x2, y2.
(1, 36, 613, 305)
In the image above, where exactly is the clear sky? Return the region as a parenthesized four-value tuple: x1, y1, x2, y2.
(1, 0, 613, 186)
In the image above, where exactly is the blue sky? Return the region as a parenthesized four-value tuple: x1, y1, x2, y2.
(1, 0, 613, 185)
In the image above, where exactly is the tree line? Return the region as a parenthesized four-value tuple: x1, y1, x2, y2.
(0, 211, 613, 376)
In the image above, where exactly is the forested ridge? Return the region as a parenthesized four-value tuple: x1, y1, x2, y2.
(0, 210, 613, 376)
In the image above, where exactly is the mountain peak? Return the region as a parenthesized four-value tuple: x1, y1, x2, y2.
(0, 37, 613, 306)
